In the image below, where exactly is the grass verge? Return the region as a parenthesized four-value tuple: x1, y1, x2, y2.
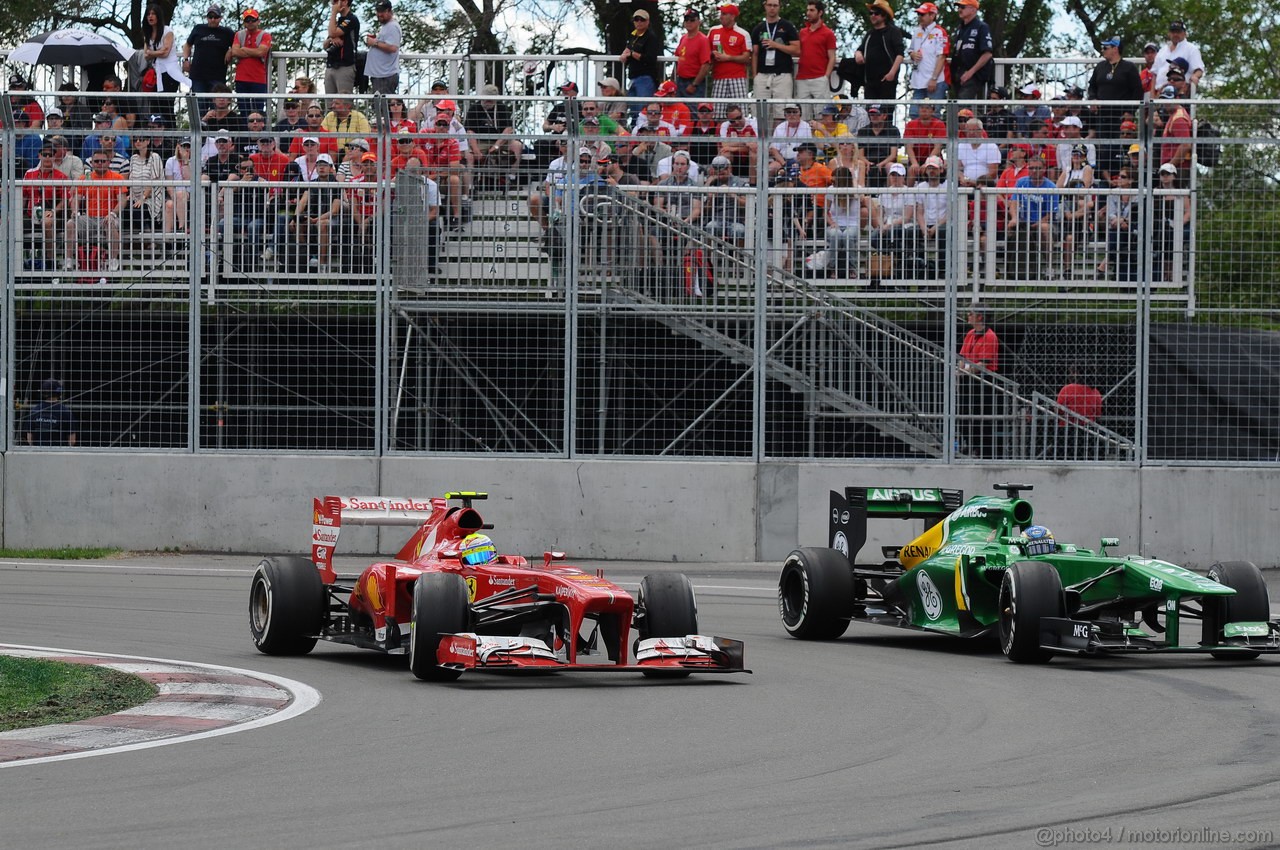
(0, 547, 121, 559)
(0, 657, 157, 732)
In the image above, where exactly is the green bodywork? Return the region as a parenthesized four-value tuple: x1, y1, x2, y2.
(886, 495, 1237, 646)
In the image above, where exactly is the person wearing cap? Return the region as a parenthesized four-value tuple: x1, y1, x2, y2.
(183, 5, 236, 117)
(620, 7, 661, 115)
(1053, 115, 1094, 178)
(651, 84, 694, 134)
(855, 104, 902, 187)
(273, 98, 306, 137)
(907, 3, 949, 115)
(388, 129, 428, 177)
(1154, 161, 1190, 281)
(21, 144, 70, 269)
(980, 85, 1015, 139)
(230, 9, 272, 115)
(702, 153, 750, 248)
(1158, 84, 1192, 182)
(908, 153, 947, 261)
(323, 0, 361, 94)
(708, 4, 752, 116)
(955, 117, 999, 187)
(903, 100, 945, 181)
(792, 1, 837, 118)
(811, 104, 851, 163)
(1152, 20, 1204, 89)
(854, 0, 903, 106)
(1057, 141, 1095, 273)
(466, 84, 524, 190)
(597, 76, 627, 126)
(767, 103, 813, 180)
(1086, 37, 1142, 136)
(1011, 84, 1051, 136)
(433, 97, 482, 200)
(949, 0, 993, 101)
(335, 136, 368, 180)
(1163, 60, 1192, 100)
(869, 161, 917, 264)
(49, 135, 86, 182)
(364, 1, 403, 93)
(203, 132, 239, 183)
(248, 136, 288, 183)
(7, 75, 44, 126)
(292, 153, 342, 271)
(25, 380, 77, 447)
(674, 8, 712, 102)
(338, 152, 382, 246)
(422, 115, 465, 228)
(749, 1, 800, 123)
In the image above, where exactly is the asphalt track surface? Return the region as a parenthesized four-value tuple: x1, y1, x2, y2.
(2, 553, 1280, 850)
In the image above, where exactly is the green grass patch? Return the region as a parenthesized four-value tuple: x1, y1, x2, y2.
(0, 657, 157, 732)
(0, 547, 121, 560)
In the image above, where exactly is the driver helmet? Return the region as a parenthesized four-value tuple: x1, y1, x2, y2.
(1022, 525, 1057, 556)
(459, 533, 497, 565)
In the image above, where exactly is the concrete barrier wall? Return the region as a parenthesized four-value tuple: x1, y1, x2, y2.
(1, 453, 1274, 568)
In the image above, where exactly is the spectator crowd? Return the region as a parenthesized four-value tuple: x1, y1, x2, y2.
(6, 3, 1209, 284)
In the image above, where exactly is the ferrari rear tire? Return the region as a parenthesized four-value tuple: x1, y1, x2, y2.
(1206, 561, 1269, 661)
(778, 547, 853, 640)
(998, 561, 1064, 663)
(637, 573, 699, 679)
(409, 573, 470, 681)
(249, 556, 325, 655)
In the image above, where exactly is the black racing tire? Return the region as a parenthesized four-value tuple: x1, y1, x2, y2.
(408, 572, 470, 681)
(998, 561, 1065, 663)
(778, 547, 854, 640)
(249, 555, 325, 655)
(637, 573, 699, 679)
(1206, 561, 1269, 661)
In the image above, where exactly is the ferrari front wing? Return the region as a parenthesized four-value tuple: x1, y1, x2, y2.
(436, 633, 750, 674)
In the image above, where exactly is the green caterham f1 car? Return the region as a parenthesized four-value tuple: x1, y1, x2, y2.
(779, 484, 1278, 663)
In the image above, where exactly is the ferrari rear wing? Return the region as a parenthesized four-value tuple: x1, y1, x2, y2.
(830, 486, 964, 564)
(311, 492, 487, 582)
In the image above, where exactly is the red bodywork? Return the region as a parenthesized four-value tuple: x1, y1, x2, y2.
(307, 494, 746, 674)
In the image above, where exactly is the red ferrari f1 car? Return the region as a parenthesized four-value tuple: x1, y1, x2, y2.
(249, 492, 748, 681)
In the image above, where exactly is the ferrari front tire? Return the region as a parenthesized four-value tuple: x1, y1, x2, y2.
(409, 573, 470, 681)
(249, 556, 325, 655)
(998, 561, 1065, 663)
(637, 573, 699, 679)
(778, 547, 853, 640)
(1206, 561, 1269, 661)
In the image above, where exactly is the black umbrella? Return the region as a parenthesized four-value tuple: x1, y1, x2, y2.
(8, 29, 132, 66)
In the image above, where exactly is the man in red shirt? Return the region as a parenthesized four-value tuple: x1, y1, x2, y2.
(708, 4, 752, 116)
(422, 116, 463, 227)
(717, 103, 759, 181)
(389, 130, 428, 176)
(231, 9, 272, 115)
(1056, 366, 1102, 425)
(795, 1, 837, 119)
(1158, 85, 1192, 183)
(23, 147, 70, 268)
(250, 136, 292, 181)
(674, 8, 712, 100)
(903, 101, 946, 180)
(957, 305, 999, 456)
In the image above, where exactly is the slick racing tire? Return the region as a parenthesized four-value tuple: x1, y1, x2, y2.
(778, 547, 853, 640)
(637, 573, 699, 679)
(409, 572, 470, 681)
(998, 561, 1065, 664)
(249, 555, 325, 655)
(1205, 561, 1269, 661)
